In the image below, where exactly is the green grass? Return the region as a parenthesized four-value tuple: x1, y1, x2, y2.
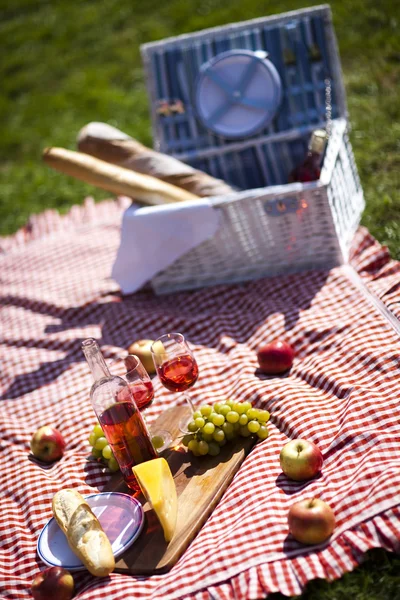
(1, 0, 400, 596)
(272, 548, 400, 600)
(1, 0, 400, 253)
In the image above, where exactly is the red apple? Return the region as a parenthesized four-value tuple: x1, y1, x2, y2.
(288, 497, 335, 545)
(30, 426, 66, 463)
(31, 566, 74, 600)
(256, 340, 294, 374)
(280, 438, 323, 481)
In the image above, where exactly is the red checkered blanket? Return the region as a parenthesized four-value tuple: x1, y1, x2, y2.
(1, 199, 400, 600)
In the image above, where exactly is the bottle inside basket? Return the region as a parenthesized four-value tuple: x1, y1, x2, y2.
(289, 129, 327, 183)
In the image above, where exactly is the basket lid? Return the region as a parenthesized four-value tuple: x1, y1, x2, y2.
(141, 4, 347, 158)
(195, 50, 282, 138)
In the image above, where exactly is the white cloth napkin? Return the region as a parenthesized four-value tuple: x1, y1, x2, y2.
(111, 199, 220, 294)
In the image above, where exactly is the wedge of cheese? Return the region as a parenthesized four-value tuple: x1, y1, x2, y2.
(132, 457, 177, 542)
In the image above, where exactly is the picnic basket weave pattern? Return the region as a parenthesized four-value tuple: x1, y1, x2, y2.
(140, 5, 365, 293)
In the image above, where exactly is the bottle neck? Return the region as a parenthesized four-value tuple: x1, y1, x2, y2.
(81, 338, 111, 383)
(305, 150, 322, 167)
(308, 129, 327, 155)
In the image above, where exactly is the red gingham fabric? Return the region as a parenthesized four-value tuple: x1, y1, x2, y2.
(1, 200, 400, 600)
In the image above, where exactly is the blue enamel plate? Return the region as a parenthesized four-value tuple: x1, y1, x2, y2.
(37, 492, 144, 571)
(195, 49, 282, 139)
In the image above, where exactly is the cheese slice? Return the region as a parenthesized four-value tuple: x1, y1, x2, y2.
(132, 458, 177, 542)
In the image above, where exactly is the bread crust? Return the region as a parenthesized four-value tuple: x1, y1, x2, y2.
(52, 489, 115, 576)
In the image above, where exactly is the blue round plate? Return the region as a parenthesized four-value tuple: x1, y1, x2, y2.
(195, 49, 282, 139)
(37, 492, 144, 571)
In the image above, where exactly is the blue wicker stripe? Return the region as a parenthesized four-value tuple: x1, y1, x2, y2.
(142, 7, 343, 189)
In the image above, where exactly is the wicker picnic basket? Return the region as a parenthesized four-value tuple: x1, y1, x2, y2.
(140, 4, 364, 294)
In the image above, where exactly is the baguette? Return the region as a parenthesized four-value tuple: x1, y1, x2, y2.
(52, 488, 115, 577)
(43, 147, 199, 205)
(77, 121, 235, 197)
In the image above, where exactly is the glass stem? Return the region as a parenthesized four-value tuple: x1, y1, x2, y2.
(178, 393, 196, 434)
(183, 393, 196, 414)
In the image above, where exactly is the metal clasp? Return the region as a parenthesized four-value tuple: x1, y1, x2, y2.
(264, 196, 300, 216)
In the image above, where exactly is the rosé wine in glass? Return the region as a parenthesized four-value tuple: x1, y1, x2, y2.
(111, 354, 154, 411)
(158, 354, 199, 393)
(129, 380, 154, 410)
(151, 333, 199, 432)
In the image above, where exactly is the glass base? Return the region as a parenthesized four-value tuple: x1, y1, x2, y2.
(150, 429, 173, 453)
(178, 415, 193, 434)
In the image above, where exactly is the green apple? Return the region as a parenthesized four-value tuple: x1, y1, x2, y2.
(127, 339, 156, 374)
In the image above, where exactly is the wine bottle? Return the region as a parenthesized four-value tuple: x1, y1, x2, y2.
(82, 338, 157, 492)
(289, 129, 327, 183)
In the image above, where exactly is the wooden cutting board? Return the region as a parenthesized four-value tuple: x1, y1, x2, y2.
(104, 405, 256, 575)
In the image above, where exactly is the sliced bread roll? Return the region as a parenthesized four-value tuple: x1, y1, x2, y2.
(52, 488, 115, 577)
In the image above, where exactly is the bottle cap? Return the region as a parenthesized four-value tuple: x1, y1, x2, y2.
(309, 129, 327, 154)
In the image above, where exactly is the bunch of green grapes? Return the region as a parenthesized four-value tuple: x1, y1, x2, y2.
(88, 423, 120, 473)
(182, 400, 270, 457)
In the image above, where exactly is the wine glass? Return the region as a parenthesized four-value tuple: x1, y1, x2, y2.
(151, 333, 199, 432)
(110, 354, 172, 451)
(123, 354, 154, 411)
(110, 354, 154, 410)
